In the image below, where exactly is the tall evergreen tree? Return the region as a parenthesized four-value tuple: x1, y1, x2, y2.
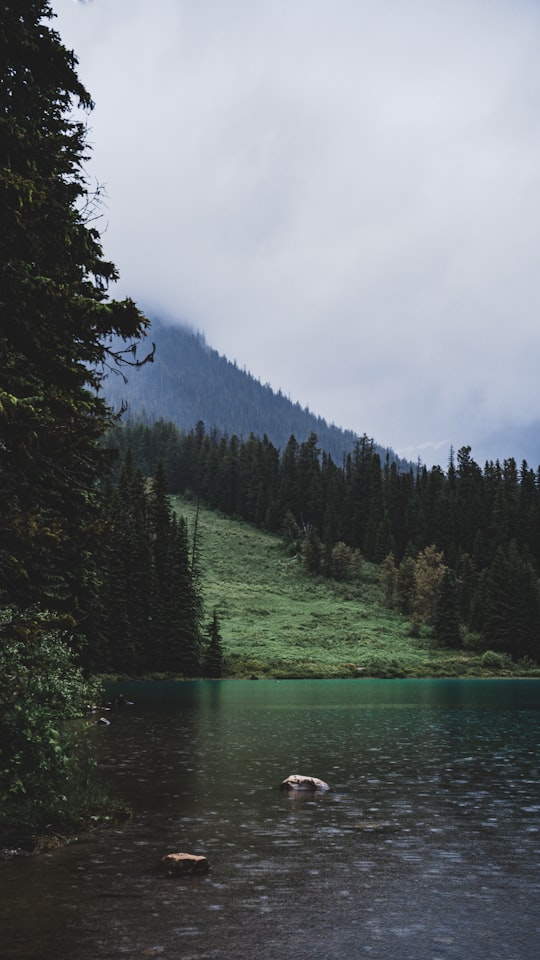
(347, 434, 376, 551)
(0, 0, 151, 628)
(396, 557, 416, 615)
(280, 435, 300, 521)
(0, 1, 149, 829)
(160, 514, 201, 674)
(455, 551, 477, 627)
(481, 542, 540, 660)
(412, 545, 447, 627)
(202, 610, 224, 679)
(148, 462, 202, 673)
(298, 432, 323, 530)
(379, 552, 399, 608)
(455, 446, 484, 557)
(98, 452, 153, 674)
(434, 569, 462, 648)
(302, 526, 324, 574)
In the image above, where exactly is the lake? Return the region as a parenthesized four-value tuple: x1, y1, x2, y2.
(1, 679, 539, 959)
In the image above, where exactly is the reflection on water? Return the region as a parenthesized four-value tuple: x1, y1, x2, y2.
(2, 679, 539, 960)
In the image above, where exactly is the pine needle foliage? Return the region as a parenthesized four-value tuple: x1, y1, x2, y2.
(0, 1, 151, 622)
(0, 2, 151, 833)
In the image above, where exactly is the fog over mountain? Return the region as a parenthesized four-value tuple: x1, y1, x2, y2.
(103, 317, 540, 471)
(55, 0, 540, 468)
(103, 317, 413, 469)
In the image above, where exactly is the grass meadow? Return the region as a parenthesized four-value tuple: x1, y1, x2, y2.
(173, 496, 535, 679)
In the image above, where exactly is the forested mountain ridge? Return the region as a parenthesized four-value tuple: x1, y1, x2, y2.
(101, 316, 410, 468)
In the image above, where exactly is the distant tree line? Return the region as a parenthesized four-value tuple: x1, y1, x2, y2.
(105, 419, 540, 664)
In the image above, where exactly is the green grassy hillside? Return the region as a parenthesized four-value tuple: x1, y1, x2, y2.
(173, 496, 532, 679)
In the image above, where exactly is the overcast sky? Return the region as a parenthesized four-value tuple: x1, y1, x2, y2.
(52, 0, 540, 466)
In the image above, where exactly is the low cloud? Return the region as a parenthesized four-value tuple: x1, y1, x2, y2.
(53, 0, 540, 465)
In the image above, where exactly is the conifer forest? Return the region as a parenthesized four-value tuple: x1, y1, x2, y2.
(108, 419, 540, 666)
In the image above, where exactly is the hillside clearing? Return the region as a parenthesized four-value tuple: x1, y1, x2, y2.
(173, 496, 530, 679)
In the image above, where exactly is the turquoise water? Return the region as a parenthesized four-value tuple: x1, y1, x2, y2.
(2, 679, 539, 959)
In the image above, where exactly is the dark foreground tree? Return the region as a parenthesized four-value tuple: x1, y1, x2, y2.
(0, 1, 150, 831)
(0, 0, 151, 620)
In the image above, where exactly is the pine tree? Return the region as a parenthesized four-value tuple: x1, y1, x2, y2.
(0, 1, 151, 626)
(455, 446, 485, 556)
(302, 527, 324, 574)
(374, 514, 395, 563)
(0, 1, 150, 829)
(434, 569, 462, 648)
(148, 463, 202, 674)
(98, 452, 153, 674)
(379, 552, 398, 608)
(455, 552, 477, 627)
(347, 434, 376, 551)
(321, 454, 345, 546)
(481, 542, 540, 660)
(396, 557, 417, 615)
(330, 542, 354, 581)
(412, 545, 447, 626)
(148, 461, 175, 669)
(167, 514, 202, 675)
(280, 435, 300, 521)
(298, 432, 323, 530)
(203, 610, 224, 678)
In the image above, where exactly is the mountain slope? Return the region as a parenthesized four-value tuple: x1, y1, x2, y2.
(173, 495, 530, 678)
(102, 316, 409, 466)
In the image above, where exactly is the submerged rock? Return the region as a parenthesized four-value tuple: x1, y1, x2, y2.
(159, 853, 210, 876)
(279, 774, 330, 792)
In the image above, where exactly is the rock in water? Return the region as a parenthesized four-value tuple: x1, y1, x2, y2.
(279, 774, 330, 792)
(159, 853, 210, 876)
